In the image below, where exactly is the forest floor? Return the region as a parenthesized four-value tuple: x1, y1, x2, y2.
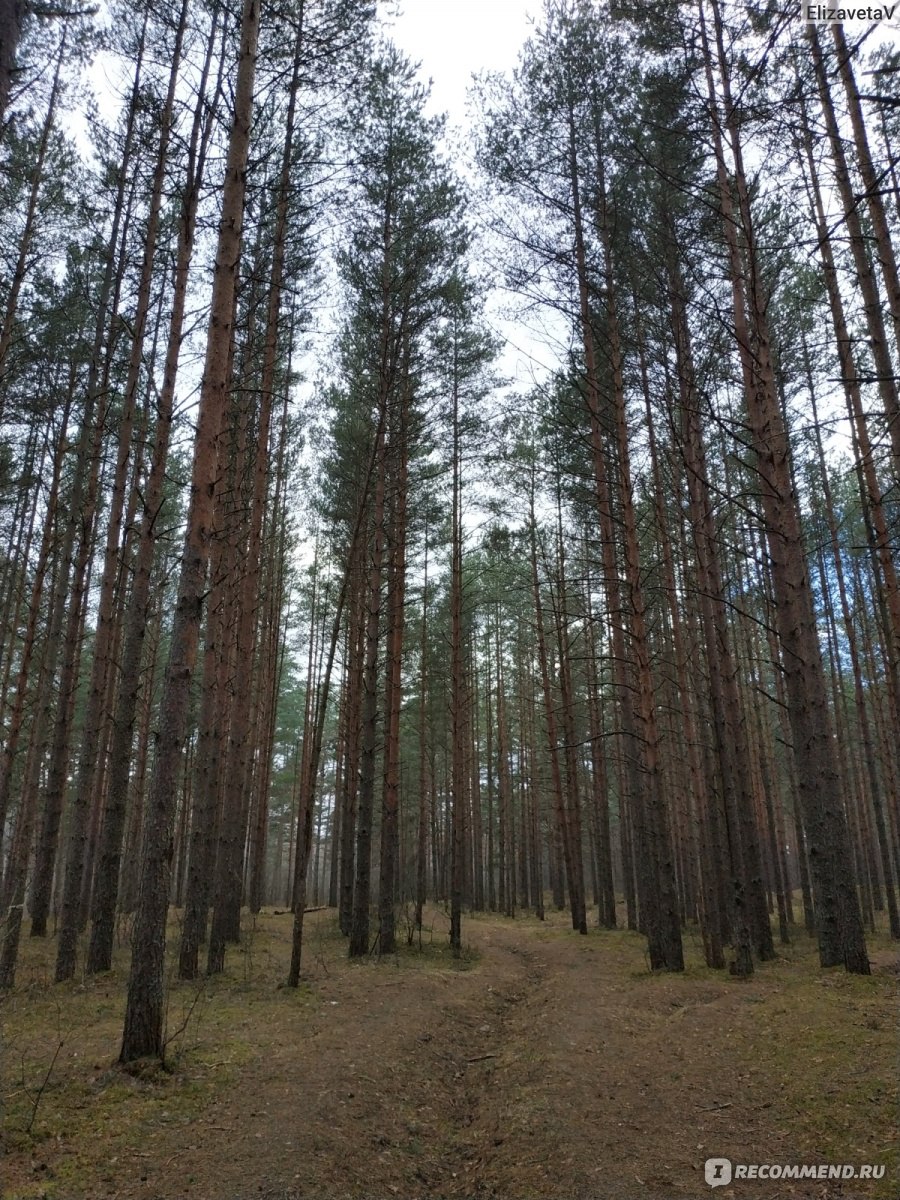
(0, 904, 897, 1200)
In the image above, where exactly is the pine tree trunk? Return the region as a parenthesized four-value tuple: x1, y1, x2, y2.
(56, 0, 190, 984)
(88, 12, 220, 975)
(0, 27, 66, 398)
(0, 0, 23, 142)
(0, 437, 73, 986)
(566, 96, 681, 967)
(796, 92, 900, 733)
(0, 393, 70, 875)
(806, 26, 900, 469)
(703, 0, 867, 973)
(208, 21, 303, 973)
(348, 421, 386, 958)
(449, 369, 465, 956)
(379, 378, 409, 955)
(829, 24, 900, 367)
(529, 502, 577, 931)
(339, 566, 364, 936)
(414, 539, 429, 937)
(120, 0, 261, 1063)
(550, 515, 587, 935)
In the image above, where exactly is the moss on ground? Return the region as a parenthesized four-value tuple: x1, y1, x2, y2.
(0, 903, 896, 1199)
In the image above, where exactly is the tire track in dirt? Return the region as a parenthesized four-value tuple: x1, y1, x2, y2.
(52, 909, 894, 1200)
(420, 934, 552, 1198)
(111, 916, 550, 1200)
(430, 915, 896, 1200)
(245, 919, 557, 1200)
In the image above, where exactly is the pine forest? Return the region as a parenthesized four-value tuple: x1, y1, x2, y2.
(0, 1, 897, 1196)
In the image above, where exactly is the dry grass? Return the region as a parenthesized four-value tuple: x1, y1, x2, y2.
(1, 903, 897, 1200)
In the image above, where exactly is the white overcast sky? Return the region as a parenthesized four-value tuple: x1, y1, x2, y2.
(377, 0, 569, 391)
(379, 0, 539, 124)
(381, 1, 899, 123)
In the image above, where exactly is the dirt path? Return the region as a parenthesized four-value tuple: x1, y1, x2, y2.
(3, 908, 896, 1199)
(119, 919, 553, 1200)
